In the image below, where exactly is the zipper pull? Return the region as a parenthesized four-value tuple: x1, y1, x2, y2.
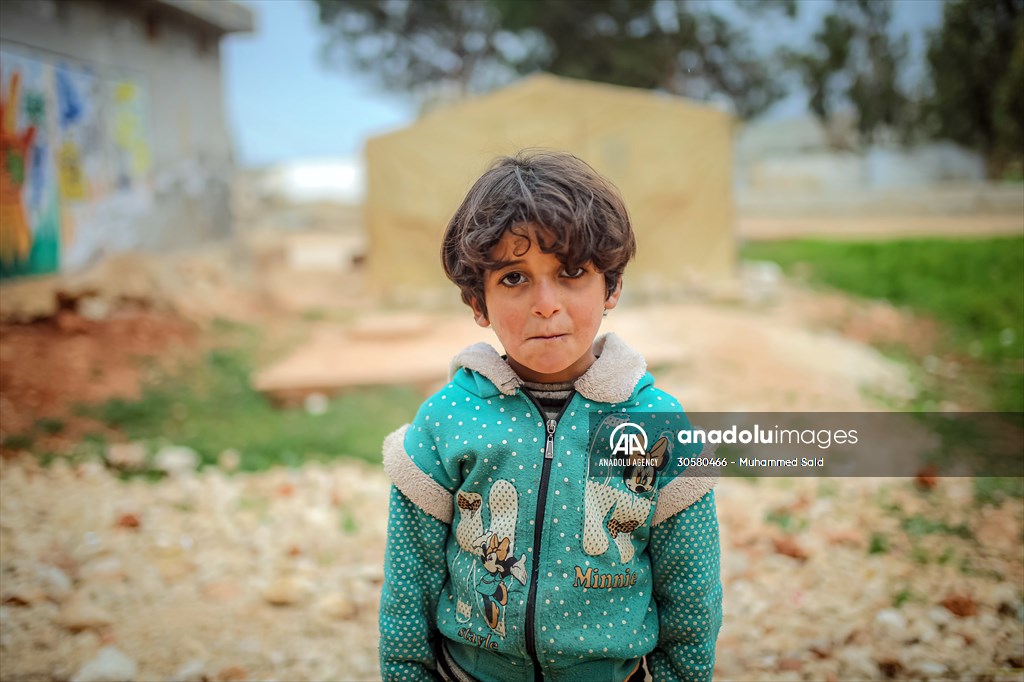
(545, 419, 556, 459)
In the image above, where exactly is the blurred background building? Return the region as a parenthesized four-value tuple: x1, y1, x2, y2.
(0, 0, 252, 279)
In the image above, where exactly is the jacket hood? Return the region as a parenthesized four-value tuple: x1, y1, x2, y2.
(448, 333, 651, 403)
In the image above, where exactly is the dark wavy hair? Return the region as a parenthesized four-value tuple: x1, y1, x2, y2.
(441, 150, 636, 318)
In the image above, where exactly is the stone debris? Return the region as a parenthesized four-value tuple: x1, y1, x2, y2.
(0, 457, 1021, 681)
(174, 658, 207, 682)
(218, 448, 241, 472)
(105, 443, 147, 471)
(942, 592, 979, 618)
(71, 646, 137, 682)
(261, 575, 311, 607)
(215, 664, 248, 681)
(153, 445, 200, 476)
(56, 594, 114, 633)
(1, 456, 389, 680)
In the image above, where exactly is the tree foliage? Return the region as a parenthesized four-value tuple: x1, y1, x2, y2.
(312, 0, 795, 120)
(923, 0, 1024, 175)
(783, 0, 911, 147)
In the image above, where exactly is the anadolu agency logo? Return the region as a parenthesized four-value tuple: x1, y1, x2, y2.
(596, 419, 672, 493)
(609, 422, 648, 457)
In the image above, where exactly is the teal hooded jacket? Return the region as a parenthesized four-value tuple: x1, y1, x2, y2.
(379, 334, 722, 681)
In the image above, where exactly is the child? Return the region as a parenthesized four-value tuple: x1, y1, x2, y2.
(379, 150, 722, 681)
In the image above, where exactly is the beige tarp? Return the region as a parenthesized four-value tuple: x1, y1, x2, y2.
(365, 74, 735, 303)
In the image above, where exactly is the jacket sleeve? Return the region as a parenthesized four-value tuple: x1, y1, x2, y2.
(646, 489, 723, 682)
(378, 484, 449, 681)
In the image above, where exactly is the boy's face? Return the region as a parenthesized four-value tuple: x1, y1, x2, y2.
(470, 225, 620, 384)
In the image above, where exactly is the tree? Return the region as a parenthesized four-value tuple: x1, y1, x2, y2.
(844, 0, 911, 145)
(783, 14, 855, 125)
(313, 1, 509, 96)
(923, 0, 1024, 176)
(784, 0, 912, 147)
(312, 0, 796, 120)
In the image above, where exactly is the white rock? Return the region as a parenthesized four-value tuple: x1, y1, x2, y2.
(78, 297, 112, 321)
(303, 507, 332, 529)
(316, 592, 357, 620)
(928, 606, 953, 627)
(978, 612, 1001, 630)
(907, 619, 939, 644)
(80, 557, 125, 583)
(76, 461, 107, 479)
(174, 659, 206, 682)
(218, 449, 241, 472)
(154, 446, 199, 476)
(105, 443, 147, 470)
(304, 392, 329, 416)
(987, 582, 1021, 610)
(71, 646, 137, 682)
(262, 576, 309, 606)
(837, 646, 876, 679)
(940, 634, 965, 652)
(913, 661, 948, 677)
(36, 564, 73, 601)
(875, 608, 907, 634)
(742, 260, 782, 304)
(237, 636, 262, 654)
(57, 596, 114, 632)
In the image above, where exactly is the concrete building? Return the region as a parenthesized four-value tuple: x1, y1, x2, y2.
(0, 0, 252, 279)
(364, 74, 736, 304)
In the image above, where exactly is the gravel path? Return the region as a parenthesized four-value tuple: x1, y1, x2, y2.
(2, 456, 1021, 681)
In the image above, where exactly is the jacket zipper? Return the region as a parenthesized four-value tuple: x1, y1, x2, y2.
(519, 389, 575, 682)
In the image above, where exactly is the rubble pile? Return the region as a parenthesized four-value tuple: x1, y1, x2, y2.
(1, 455, 1021, 681)
(1, 456, 389, 681)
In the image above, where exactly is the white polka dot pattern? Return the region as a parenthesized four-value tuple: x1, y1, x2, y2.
(378, 357, 722, 681)
(379, 486, 449, 680)
(646, 490, 723, 681)
(582, 480, 618, 556)
(488, 479, 519, 551)
(455, 492, 483, 554)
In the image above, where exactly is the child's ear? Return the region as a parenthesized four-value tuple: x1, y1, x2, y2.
(604, 276, 623, 311)
(470, 297, 490, 328)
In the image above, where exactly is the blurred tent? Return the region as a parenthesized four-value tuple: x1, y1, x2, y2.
(364, 74, 735, 304)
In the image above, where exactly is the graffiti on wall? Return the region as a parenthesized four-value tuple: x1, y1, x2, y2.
(0, 48, 152, 279)
(0, 54, 59, 277)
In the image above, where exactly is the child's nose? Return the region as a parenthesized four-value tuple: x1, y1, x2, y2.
(531, 279, 561, 318)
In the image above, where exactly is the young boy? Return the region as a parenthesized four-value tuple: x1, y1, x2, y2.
(379, 150, 721, 681)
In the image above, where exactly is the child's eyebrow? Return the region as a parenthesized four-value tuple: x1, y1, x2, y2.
(490, 259, 524, 272)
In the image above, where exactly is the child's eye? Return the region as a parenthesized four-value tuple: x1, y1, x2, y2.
(499, 272, 526, 287)
(561, 266, 586, 279)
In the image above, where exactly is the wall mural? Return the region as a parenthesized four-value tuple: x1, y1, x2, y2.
(0, 48, 152, 279)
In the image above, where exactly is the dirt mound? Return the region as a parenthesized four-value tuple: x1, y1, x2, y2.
(0, 313, 197, 456)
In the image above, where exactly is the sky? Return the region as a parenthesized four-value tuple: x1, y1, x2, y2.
(222, 0, 415, 168)
(222, 0, 945, 169)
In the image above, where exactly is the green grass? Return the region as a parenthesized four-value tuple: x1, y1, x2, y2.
(892, 587, 917, 607)
(73, 331, 423, 472)
(869, 532, 890, 555)
(764, 507, 807, 534)
(743, 236, 1024, 411)
(900, 515, 972, 539)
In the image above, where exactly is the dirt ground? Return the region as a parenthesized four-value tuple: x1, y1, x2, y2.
(0, 223, 1021, 681)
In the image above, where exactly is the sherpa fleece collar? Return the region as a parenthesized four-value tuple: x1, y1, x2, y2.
(448, 333, 647, 404)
